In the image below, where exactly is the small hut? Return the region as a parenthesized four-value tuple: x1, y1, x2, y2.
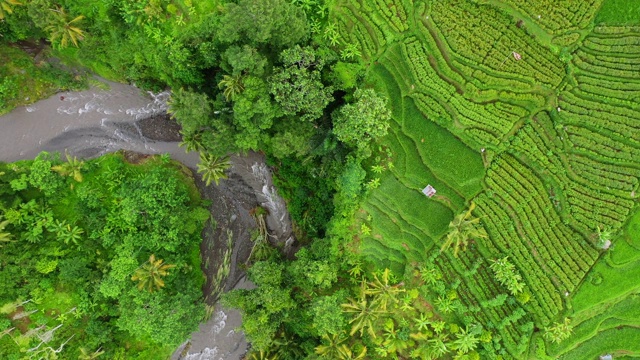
(422, 185, 436, 198)
(600, 354, 613, 360)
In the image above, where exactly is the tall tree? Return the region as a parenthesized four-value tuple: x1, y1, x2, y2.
(332, 88, 392, 153)
(440, 202, 487, 257)
(364, 268, 405, 311)
(270, 45, 333, 122)
(196, 152, 231, 186)
(218, 0, 308, 49)
(341, 295, 385, 338)
(131, 254, 176, 292)
(44, 6, 85, 48)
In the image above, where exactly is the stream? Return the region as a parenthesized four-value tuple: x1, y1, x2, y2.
(0, 80, 295, 360)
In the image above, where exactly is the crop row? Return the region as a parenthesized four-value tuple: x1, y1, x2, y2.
(575, 49, 640, 73)
(468, 68, 536, 92)
(583, 36, 640, 54)
(475, 195, 559, 324)
(449, 97, 518, 136)
(413, 16, 470, 87)
(483, 172, 580, 292)
(498, 156, 599, 262)
(561, 88, 640, 121)
(506, 116, 632, 248)
(371, 0, 408, 33)
(402, 39, 457, 97)
(565, 125, 640, 163)
(575, 74, 640, 102)
(512, 119, 637, 227)
(353, 0, 404, 41)
(573, 51, 640, 81)
(487, 157, 596, 281)
(564, 186, 632, 230)
(465, 128, 501, 147)
(498, 0, 602, 34)
(593, 25, 640, 35)
(509, 124, 567, 186)
(429, 0, 564, 86)
(558, 93, 640, 141)
(412, 92, 455, 129)
(569, 156, 639, 192)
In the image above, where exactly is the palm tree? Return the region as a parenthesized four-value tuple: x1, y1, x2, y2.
(218, 74, 244, 101)
(78, 347, 104, 359)
(197, 152, 231, 186)
(0, 216, 13, 248)
(340, 346, 367, 360)
(44, 6, 85, 48)
(341, 296, 386, 338)
(51, 151, 84, 182)
(0, 0, 21, 20)
(179, 130, 204, 153)
(364, 268, 405, 310)
(247, 349, 278, 360)
(131, 254, 176, 292)
(440, 202, 487, 257)
(315, 333, 349, 359)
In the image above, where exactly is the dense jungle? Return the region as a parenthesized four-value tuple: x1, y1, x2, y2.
(1, 0, 640, 359)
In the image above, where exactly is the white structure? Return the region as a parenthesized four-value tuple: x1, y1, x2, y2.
(422, 185, 436, 198)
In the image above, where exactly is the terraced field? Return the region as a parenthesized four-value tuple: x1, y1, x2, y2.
(334, 0, 640, 357)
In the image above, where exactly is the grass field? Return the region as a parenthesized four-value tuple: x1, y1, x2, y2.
(334, 0, 640, 357)
(596, 0, 640, 25)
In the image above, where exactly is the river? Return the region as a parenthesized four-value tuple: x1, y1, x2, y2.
(0, 80, 293, 360)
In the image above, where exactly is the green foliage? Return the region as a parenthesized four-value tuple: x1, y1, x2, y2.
(44, 6, 85, 48)
(50, 150, 85, 183)
(441, 202, 487, 257)
(131, 254, 177, 292)
(269, 45, 333, 121)
(310, 294, 346, 336)
(332, 88, 392, 152)
(0, 0, 21, 21)
(196, 152, 230, 186)
(218, 0, 308, 49)
(0, 152, 207, 358)
(489, 257, 525, 296)
(543, 318, 574, 344)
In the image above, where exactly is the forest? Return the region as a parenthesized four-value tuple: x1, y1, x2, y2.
(1, 0, 640, 359)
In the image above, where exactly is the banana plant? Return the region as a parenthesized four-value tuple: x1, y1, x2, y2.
(440, 202, 487, 257)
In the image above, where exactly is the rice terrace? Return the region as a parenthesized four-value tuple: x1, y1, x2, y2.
(335, 0, 640, 358)
(1, 0, 640, 359)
